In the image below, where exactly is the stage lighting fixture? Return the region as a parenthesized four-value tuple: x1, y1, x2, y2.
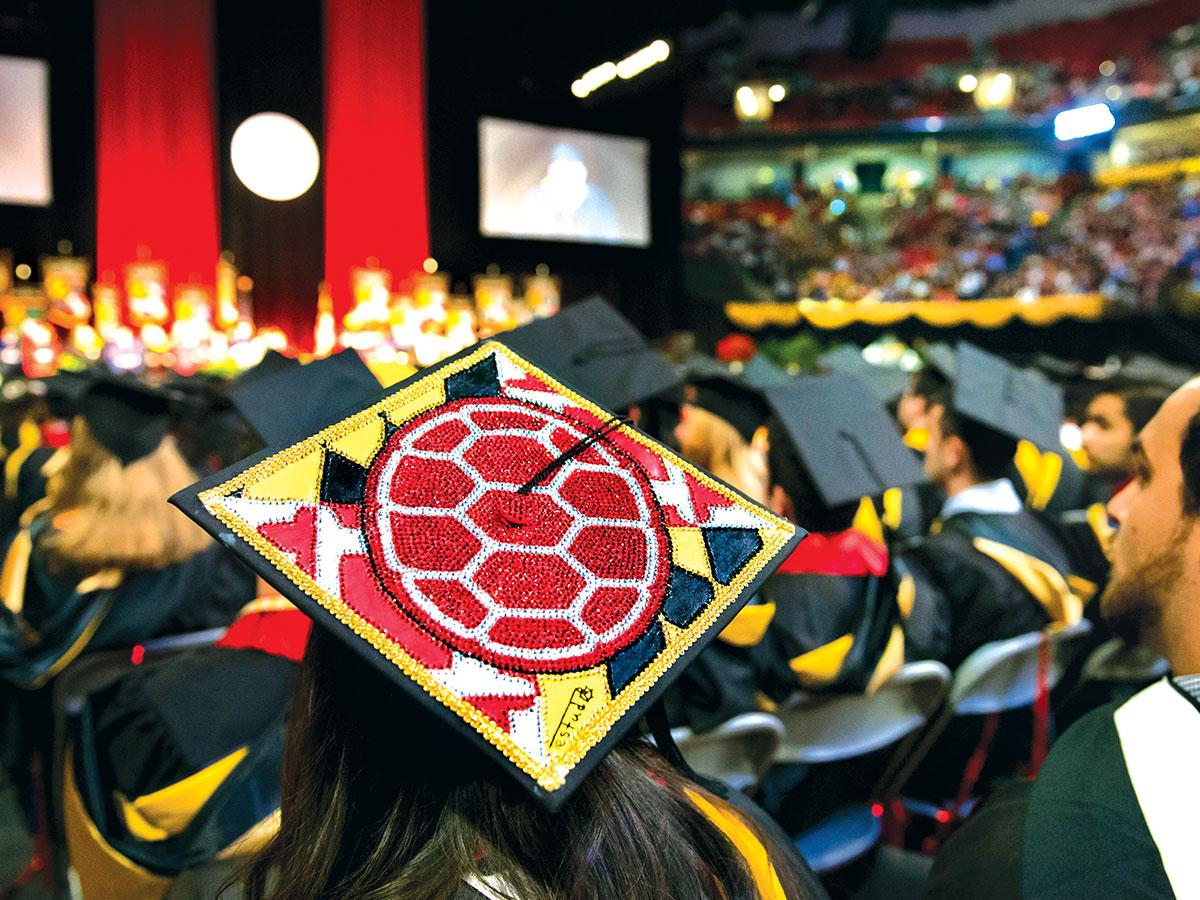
(735, 84, 773, 121)
(974, 71, 1013, 110)
(768, 83, 786, 102)
(572, 39, 669, 98)
(958, 73, 978, 93)
(1053, 103, 1115, 141)
(230, 112, 319, 201)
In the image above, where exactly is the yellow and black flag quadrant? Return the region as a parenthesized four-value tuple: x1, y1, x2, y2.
(171, 342, 801, 809)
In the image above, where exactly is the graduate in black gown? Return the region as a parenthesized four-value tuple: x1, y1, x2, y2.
(662, 369, 775, 732)
(901, 344, 1085, 670)
(928, 377, 1200, 899)
(62, 350, 386, 896)
(0, 374, 254, 689)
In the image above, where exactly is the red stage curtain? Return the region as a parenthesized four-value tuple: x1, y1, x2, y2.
(95, 0, 219, 287)
(325, 0, 430, 316)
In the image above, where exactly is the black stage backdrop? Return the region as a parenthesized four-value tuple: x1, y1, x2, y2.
(424, 0, 687, 339)
(216, 0, 324, 340)
(0, 0, 95, 272)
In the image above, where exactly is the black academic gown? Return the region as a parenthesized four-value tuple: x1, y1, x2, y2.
(928, 678, 1199, 899)
(902, 506, 1078, 670)
(65, 607, 306, 893)
(0, 514, 254, 688)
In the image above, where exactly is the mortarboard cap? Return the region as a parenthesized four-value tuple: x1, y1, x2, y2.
(172, 341, 800, 810)
(738, 354, 793, 390)
(75, 372, 181, 466)
(229, 349, 381, 448)
(497, 296, 682, 412)
(819, 345, 910, 405)
(686, 370, 770, 444)
(766, 373, 926, 508)
(952, 342, 1064, 450)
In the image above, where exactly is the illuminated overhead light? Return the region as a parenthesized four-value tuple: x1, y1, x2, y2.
(958, 73, 978, 93)
(1105, 84, 1123, 101)
(1099, 59, 1116, 77)
(574, 39, 669, 98)
(230, 112, 320, 201)
(974, 71, 1014, 110)
(422, 257, 438, 274)
(1111, 141, 1132, 166)
(574, 60, 617, 98)
(734, 83, 773, 122)
(767, 83, 786, 102)
(1054, 103, 1115, 141)
(14, 263, 31, 280)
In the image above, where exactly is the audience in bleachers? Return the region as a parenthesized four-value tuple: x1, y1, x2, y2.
(685, 174, 1200, 309)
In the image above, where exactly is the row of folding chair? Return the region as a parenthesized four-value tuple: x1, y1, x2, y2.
(672, 617, 1172, 874)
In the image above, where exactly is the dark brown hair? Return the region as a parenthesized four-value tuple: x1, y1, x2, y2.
(240, 629, 814, 900)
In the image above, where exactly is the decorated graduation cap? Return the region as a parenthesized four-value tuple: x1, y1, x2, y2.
(171, 341, 800, 809)
(497, 296, 682, 412)
(819, 345, 910, 405)
(951, 342, 1064, 451)
(766, 373, 925, 508)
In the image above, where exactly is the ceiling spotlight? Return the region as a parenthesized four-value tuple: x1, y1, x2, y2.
(230, 112, 320, 201)
(1099, 60, 1116, 77)
(768, 83, 786, 102)
(958, 73, 978, 93)
(573, 39, 669, 99)
(735, 84, 773, 122)
(1054, 103, 1115, 141)
(974, 71, 1014, 110)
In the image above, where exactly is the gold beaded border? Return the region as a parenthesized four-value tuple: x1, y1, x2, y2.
(199, 342, 796, 793)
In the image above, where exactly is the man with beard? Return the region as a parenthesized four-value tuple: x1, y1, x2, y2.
(926, 378, 1200, 899)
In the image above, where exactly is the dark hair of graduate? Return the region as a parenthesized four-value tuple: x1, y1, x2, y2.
(239, 627, 815, 900)
(1115, 385, 1172, 434)
(930, 390, 1018, 483)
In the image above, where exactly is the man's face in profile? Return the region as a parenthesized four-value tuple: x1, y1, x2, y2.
(1101, 382, 1200, 650)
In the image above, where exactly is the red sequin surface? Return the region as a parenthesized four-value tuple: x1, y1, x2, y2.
(363, 398, 671, 673)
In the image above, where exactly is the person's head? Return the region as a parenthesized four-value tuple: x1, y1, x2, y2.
(40, 416, 209, 574)
(675, 403, 768, 503)
(766, 416, 859, 532)
(923, 390, 1018, 494)
(897, 369, 945, 434)
(1081, 386, 1171, 478)
(1102, 379, 1200, 672)
(241, 628, 811, 900)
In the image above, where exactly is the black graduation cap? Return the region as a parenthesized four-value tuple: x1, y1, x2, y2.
(228, 349, 381, 448)
(75, 373, 179, 466)
(171, 341, 801, 810)
(766, 373, 926, 508)
(951, 342, 1064, 450)
(819, 345, 910, 405)
(687, 372, 770, 444)
(496, 296, 682, 413)
(738, 354, 793, 390)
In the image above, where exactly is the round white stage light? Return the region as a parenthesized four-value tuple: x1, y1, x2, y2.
(230, 112, 320, 201)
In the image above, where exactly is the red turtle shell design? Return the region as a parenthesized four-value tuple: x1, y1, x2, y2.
(363, 397, 671, 673)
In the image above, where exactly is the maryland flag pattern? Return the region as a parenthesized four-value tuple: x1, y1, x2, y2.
(180, 343, 797, 805)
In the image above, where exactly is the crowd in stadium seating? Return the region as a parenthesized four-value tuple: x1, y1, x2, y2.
(683, 174, 1200, 306)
